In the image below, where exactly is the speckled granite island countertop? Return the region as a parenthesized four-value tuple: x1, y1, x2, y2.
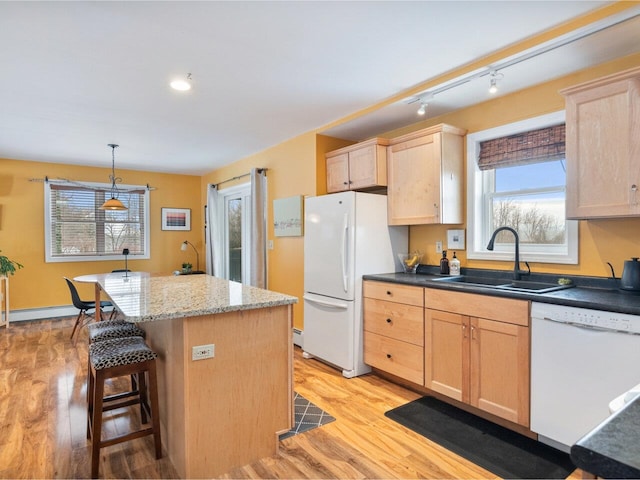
(98, 273, 297, 322)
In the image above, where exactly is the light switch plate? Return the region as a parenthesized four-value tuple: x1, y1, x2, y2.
(447, 229, 465, 250)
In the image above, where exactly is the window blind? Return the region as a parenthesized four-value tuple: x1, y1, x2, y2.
(477, 123, 565, 170)
(48, 183, 146, 257)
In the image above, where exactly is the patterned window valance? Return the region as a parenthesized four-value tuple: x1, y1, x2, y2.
(477, 123, 565, 170)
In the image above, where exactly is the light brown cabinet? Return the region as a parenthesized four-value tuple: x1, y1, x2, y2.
(424, 288, 530, 427)
(387, 124, 466, 225)
(562, 66, 640, 219)
(325, 138, 389, 193)
(363, 281, 424, 384)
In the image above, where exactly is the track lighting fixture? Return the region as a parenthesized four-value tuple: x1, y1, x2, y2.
(488, 71, 504, 94)
(417, 102, 427, 116)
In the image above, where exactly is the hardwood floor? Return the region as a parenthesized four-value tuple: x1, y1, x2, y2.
(0, 317, 583, 479)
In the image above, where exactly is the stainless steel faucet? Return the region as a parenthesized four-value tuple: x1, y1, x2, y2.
(486, 226, 531, 280)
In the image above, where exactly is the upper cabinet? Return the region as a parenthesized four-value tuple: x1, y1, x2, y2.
(562, 66, 640, 219)
(325, 138, 389, 193)
(387, 124, 466, 225)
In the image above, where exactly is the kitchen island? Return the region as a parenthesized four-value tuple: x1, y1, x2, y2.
(96, 273, 297, 478)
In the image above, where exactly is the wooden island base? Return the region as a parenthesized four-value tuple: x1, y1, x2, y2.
(140, 305, 293, 478)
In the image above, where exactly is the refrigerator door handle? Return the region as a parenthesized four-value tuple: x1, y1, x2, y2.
(303, 294, 349, 310)
(341, 212, 349, 293)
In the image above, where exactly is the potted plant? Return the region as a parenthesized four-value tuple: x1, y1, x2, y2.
(0, 250, 23, 277)
(181, 262, 192, 274)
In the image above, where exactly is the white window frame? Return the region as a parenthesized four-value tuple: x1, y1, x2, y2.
(217, 182, 252, 282)
(466, 111, 578, 265)
(44, 181, 150, 263)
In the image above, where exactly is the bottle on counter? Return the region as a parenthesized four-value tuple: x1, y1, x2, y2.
(440, 250, 450, 275)
(450, 251, 461, 276)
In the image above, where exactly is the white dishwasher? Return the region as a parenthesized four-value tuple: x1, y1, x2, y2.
(531, 302, 640, 452)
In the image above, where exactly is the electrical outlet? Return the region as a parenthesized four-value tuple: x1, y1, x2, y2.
(436, 241, 443, 253)
(192, 344, 215, 361)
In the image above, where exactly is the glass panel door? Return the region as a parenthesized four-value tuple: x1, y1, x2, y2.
(227, 196, 243, 282)
(219, 183, 251, 283)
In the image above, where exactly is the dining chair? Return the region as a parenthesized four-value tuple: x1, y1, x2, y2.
(64, 277, 114, 341)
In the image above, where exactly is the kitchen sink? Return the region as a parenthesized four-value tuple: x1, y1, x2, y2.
(432, 275, 509, 287)
(432, 275, 575, 294)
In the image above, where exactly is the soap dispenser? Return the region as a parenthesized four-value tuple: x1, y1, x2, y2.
(440, 250, 450, 275)
(450, 251, 461, 276)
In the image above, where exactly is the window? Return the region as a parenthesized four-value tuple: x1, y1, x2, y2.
(218, 182, 251, 282)
(466, 111, 578, 264)
(44, 181, 150, 262)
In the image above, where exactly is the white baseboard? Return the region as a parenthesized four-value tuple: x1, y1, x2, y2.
(9, 305, 80, 322)
(293, 328, 303, 347)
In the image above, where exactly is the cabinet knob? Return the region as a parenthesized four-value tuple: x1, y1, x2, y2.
(386, 353, 392, 359)
(386, 318, 392, 324)
(343, 181, 348, 185)
(386, 291, 392, 295)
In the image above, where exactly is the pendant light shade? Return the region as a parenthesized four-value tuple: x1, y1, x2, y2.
(100, 197, 127, 210)
(100, 144, 128, 211)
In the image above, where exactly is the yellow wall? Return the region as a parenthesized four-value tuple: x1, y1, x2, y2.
(0, 158, 202, 310)
(198, 133, 353, 330)
(380, 53, 640, 279)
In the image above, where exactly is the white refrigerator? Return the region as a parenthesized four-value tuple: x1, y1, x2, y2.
(302, 191, 408, 378)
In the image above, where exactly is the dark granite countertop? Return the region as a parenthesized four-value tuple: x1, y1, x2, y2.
(363, 265, 640, 316)
(570, 395, 640, 479)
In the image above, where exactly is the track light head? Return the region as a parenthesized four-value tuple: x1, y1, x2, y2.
(417, 102, 427, 116)
(488, 71, 504, 95)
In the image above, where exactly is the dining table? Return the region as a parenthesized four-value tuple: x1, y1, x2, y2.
(73, 271, 151, 320)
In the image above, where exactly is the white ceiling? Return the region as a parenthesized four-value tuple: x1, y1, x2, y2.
(1, 1, 637, 176)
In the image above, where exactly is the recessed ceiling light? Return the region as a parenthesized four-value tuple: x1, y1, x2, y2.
(170, 73, 192, 91)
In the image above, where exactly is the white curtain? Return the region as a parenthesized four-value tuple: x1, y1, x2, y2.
(250, 168, 267, 288)
(205, 184, 222, 276)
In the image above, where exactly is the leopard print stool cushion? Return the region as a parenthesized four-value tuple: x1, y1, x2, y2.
(89, 336, 157, 370)
(87, 320, 145, 343)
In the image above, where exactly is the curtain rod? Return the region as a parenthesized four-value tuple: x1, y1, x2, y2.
(28, 176, 156, 191)
(212, 168, 267, 188)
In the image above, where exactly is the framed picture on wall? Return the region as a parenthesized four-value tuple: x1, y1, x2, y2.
(161, 208, 191, 231)
(273, 195, 303, 237)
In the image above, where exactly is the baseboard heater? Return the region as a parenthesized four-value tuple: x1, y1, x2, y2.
(293, 328, 303, 347)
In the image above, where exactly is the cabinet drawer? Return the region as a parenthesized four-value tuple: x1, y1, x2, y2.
(363, 281, 423, 306)
(364, 332, 424, 384)
(363, 298, 424, 345)
(364, 332, 424, 385)
(425, 288, 529, 326)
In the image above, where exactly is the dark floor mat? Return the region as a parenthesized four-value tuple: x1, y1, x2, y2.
(385, 396, 575, 479)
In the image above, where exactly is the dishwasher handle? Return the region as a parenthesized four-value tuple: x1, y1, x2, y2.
(542, 316, 640, 335)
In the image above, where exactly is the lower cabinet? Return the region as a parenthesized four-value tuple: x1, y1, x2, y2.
(424, 288, 530, 427)
(363, 281, 424, 384)
(363, 282, 531, 428)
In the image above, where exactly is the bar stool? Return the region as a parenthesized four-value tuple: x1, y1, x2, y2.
(85, 320, 147, 405)
(87, 336, 162, 478)
(86, 319, 145, 343)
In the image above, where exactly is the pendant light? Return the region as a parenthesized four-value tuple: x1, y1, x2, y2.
(99, 144, 128, 211)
